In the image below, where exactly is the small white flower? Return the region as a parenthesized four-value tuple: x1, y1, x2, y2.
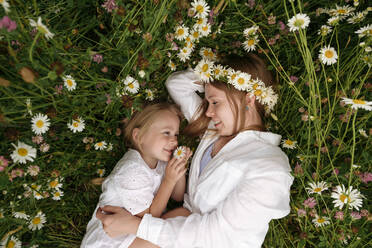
(358, 129, 368, 138)
(13, 211, 29, 220)
(232, 72, 252, 91)
(341, 97, 372, 111)
(28, 211, 47, 231)
(190, 0, 210, 19)
(329, 5, 355, 17)
(173, 146, 186, 159)
(331, 184, 364, 210)
(355, 24, 372, 38)
(97, 168, 105, 177)
(327, 16, 342, 26)
(122, 76, 139, 94)
(0, 0, 10, 13)
(48, 178, 63, 191)
(319, 45, 338, 65)
(243, 36, 259, 52)
(52, 190, 64, 201)
(29, 17, 54, 40)
(11, 141, 37, 164)
(281, 139, 297, 149)
(106, 143, 113, 151)
(168, 60, 176, 71)
(199, 23, 211, 37)
(347, 11, 367, 24)
(194, 59, 214, 83)
(177, 46, 192, 62)
(200, 47, 216, 61)
(144, 89, 155, 101)
(31, 113, 51, 135)
(174, 25, 189, 41)
(138, 70, 145, 78)
(212, 64, 225, 80)
(306, 181, 329, 195)
(287, 13, 310, 32)
(63, 75, 77, 91)
(318, 25, 332, 36)
(95, 141, 107, 150)
(243, 25, 259, 37)
(67, 116, 85, 133)
(312, 215, 330, 227)
(1, 236, 22, 248)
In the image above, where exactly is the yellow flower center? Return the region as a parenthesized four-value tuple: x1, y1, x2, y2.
(203, 50, 209, 57)
(147, 92, 152, 97)
(31, 184, 38, 189)
(6, 240, 15, 248)
(215, 68, 220, 75)
(193, 31, 199, 38)
(54, 192, 61, 197)
(128, 83, 134, 89)
(202, 64, 209, 72)
(177, 29, 184, 36)
(352, 99, 365, 105)
(196, 5, 204, 13)
(202, 26, 208, 31)
(73, 122, 79, 127)
(285, 140, 293, 145)
(231, 74, 237, 80)
(237, 78, 245, 85)
(253, 83, 258, 90)
(339, 194, 350, 203)
(49, 180, 58, 188)
(197, 18, 203, 25)
(97, 142, 103, 147)
(36, 119, 44, 128)
(182, 48, 187, 53)
(314, 187, 322, 193)
(337, 9, 346, 14)
(247, 39, 255, 46)
(254, 89, 262, 96)
(177, 150, 182, 156)
(369, 29, 372, 35)
(325, 50, 334, 58)
(32, 216, 41, 225)
(38, 25, 48, 34)
(317, 218, 325, 223)
(294, 19, 305, 27)
(18, 148, 28, 157)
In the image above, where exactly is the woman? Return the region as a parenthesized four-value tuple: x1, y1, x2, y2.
(96, 54, 293, 248)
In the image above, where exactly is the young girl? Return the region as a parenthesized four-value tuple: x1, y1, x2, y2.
(81, 103, 192, 248)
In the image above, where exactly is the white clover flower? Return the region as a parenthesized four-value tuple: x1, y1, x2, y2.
(138, 70, 145, 78)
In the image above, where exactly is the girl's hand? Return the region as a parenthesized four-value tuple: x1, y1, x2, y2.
(164, 147, 192, 185)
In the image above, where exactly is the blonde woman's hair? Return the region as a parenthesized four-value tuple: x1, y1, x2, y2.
(124, 103, 182, 149)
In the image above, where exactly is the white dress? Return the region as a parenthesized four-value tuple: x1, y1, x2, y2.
(81, 149, 167, 248)
(136, 70, 294, 248)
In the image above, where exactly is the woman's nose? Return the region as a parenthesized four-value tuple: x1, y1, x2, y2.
(206, 105, 214, 117)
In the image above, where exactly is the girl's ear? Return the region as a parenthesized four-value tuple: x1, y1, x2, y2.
(245, 93, 256, 108)
(132, 128, 140, 145)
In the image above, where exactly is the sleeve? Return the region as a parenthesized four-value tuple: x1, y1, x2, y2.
(137, 172, 293, 248)
(110, 166, 155, 215)
(165, 69, 205, 122)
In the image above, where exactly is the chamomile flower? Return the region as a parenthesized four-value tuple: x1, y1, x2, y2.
(95, 141, 107, 150)
(28, 211, 46, 231)
(194, 17, 207, 30)
(13, 211, 29, 220)
(347, 11, 367, 24)
(213, 64, 225, 80)
(341, 97, 372, 111)
(173, 146, 186, 159)
(243, 36, 259, 52)
(177, 46, 192, 62)
(312, 215, 330, 227)
(355, 24, 372, 38)
(174, 25, 189, 41)
(243, 25, 259, 37)
(97, 168, 105, 177)
(123, 76, 139, 94)
(199, 23, 211, 37)
(329, 5, 355, 16)
(29, 17, 54, 40)
(63, 75, 77, 91)
(190, 0, 210, 19)
(11, 141, 37, 164)
(194, 59, 214, 83)
(331, 184, 364, 210)
(232, 72, 251, 91)
(168, 60, 176, 71)
(200, 47, 216, 61)
(30, 184, 43, 200)
(52, 190, 64, 200)
(306, 181, 329, 195)
(48, 178, 63, 191)
(319, 45, 338, 65)
(327, 16, 342, 26)
(318, 25, 332, 36)
(144, 89, 154, 101)
(287, 13, 310, 32)
(1, 0, 10, 13)
(67, 116, 85, 133)
(1, 236, 22, 248)
(281, 139, 297, 149)
(31, 113, 51, 135)
(190, 29, 201, 41)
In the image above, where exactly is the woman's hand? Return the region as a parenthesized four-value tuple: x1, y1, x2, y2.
(96, 205, 141, 238)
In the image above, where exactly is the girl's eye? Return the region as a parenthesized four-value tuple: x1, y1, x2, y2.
(163, 131, 170, 135)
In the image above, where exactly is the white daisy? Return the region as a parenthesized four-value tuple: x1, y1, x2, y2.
(190, 29, 201, 41)
(31, 113, 50, 135)
(281, 139, 297, 149)
(355, 24, 372, 38)
(331, 184, 364, 210)
(306, 181, 329, 195)
(52, 190, 64, 200)
(341, 97, 372, 111)
(30, 184, 43, 200)
(347, 11, 367, 24)
(95, 141, 107, 150)
(260, 86, 278, 111)
(1, 236, 22, 248)
(138, 70, 145, 78)
(200, 47, 216, 61)
(318, 25, 332, 36)
(199, 23, 211, 37)
(0, 0, 10, 13)
(287, 13, 310, 32)
(243, 36, 259, 52)
(243, 25, 259, 37)
(190, 0, 210, 19)
(13, 211, 29, 220)
(122, 76, 139, 94)
(67, 116, 85, 133)
(329, 5, 355, 16)
(319, 45, 338, 65)
(174, 25, 189, 41)
(327, 16, 342, 26)
(312, 215, 330, 227)
(194, 59, 214, 83)
(168, 60, 176, 71)
(106, 143, 113, 151)
(29, 17, 54, 40)
(11, 141, 37, 164)
(97, 168, 105, 177)
(193, 17, 207, 30)
(232, 72, 251, 91)
(358, 129, 368, 138)
(48, 178, 63, 191)
(28, 211, 46, 231)
(63, 75, 77, 91)
(177, 46, 192, 62)
(173, 146, 186, 159)
(212, 64, 225, 80)
(144, 89, 154, 101)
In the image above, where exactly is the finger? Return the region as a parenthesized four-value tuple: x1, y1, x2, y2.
(96, 207, 106, 220)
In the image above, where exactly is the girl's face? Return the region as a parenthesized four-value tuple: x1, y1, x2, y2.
(205, 84, 241, 136)
(137, 110, 179, 168)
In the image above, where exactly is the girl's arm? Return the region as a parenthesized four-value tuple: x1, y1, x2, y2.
(170, 174, 186, 202)
(165, 70, 204, 122)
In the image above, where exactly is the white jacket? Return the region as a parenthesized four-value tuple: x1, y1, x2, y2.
(137, 70, 293, 248)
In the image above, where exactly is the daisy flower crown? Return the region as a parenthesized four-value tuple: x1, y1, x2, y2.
(194, 59, 278, 112)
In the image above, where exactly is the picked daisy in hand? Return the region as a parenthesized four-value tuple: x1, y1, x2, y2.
(29, 17, 54, 40)
(122, 75, 139, 94)
(312, 215, 330, 227)
(63, 75, 77, 91)
(95, 141, 107, 150)
(173, 146, 187, 159)
(331, 184, 364, 210)
(319, 45, 338, 65)
(67, 116, 85, 133)
(31, 113, 50, 135)
(11, 141, 37, 164)
(306, 181, 329, 195)
(190, 0, 210, 19)
(341, 97, 372, 111)
(281, 139, 297, 149)
(287, 13, 310, 32)
(28, 211, 47, 231)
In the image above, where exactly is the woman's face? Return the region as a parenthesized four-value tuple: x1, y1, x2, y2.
(205, 83, 241, 136)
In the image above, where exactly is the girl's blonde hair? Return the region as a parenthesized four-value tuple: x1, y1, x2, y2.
(184, 54, 278, 137)
(124, 103, 182, 149)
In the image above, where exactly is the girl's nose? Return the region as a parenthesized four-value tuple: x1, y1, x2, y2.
(170, 136, 178, 147)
